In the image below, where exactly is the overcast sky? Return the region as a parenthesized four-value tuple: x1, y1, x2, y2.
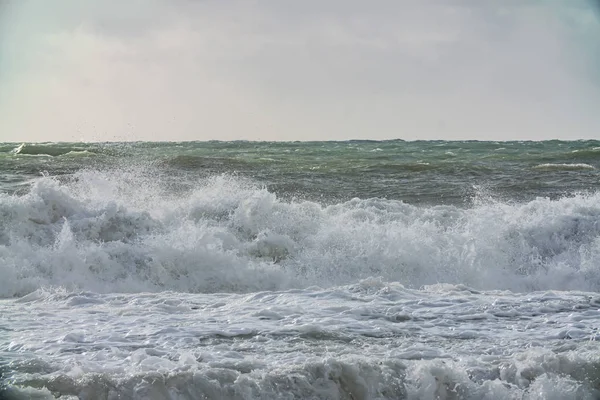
(0, 0, 599, 142)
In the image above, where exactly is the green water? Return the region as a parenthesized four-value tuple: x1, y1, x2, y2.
(1, 140, 599, 205)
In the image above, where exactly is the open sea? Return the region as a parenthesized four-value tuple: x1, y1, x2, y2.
(1, 140, 600, 399)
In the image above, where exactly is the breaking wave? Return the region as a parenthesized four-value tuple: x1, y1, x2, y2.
(6, 143, 96, 157)
(533, 163, 595, 171)
(5, 348, 600, 400)
(1, 170, 600, 297)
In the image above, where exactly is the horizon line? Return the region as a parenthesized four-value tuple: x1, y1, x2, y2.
(2, 138, 600, 145)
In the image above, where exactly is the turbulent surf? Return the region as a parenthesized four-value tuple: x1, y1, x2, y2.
(1, 140, 599, 399)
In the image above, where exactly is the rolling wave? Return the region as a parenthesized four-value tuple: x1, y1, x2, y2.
(6, 348, 599, 399)
(11, 144, 95, 157)
(1, 170, 600, 298)
(533, 163, 595, 171)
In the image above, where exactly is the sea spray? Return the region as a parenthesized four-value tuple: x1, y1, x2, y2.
(1, 170, 600, 297)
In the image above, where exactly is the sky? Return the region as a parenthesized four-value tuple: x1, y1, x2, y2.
(0, 0, 599, 142)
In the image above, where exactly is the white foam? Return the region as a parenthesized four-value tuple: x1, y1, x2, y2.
(3, 284, 599, 399)
(533, 163, 595, 170)
(2, 171, 600, 297)
(10, 143, 25, 155)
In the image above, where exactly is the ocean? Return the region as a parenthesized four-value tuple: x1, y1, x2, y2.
(1, 140, 599, 399)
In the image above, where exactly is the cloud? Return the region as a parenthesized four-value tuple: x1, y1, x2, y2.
(0, 0, 599, 142)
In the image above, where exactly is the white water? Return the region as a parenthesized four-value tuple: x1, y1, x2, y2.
(9, 144, 25, 155)
(533, 163, 595, 171)
(1, 171, 600, 399)
(1, 170, 600, 297)
(2, 282, 600, 399)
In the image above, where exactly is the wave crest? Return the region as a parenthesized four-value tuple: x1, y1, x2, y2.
(533, 163, 595, 171)
(1, 171, 600, 297)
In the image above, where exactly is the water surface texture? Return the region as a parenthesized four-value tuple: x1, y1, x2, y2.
(1, 141, 600, 399)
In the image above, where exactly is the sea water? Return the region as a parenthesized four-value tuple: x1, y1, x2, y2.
(0, 140, 599, 399)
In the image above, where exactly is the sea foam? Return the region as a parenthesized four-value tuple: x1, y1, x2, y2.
(1, 170, 600, 298)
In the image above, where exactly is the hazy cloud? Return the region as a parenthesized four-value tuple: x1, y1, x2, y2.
(0, 0, 599, 142)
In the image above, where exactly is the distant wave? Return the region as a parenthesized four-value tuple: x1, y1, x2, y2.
(11, 143, 25, 155)
(533, 163, 595, 171)
(3, 143, 96, 157)
(2, 171, 600, 297)
(365, 162, 436, 173)
(162, 154, 248, 170)
(63, 150, 96, 157)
